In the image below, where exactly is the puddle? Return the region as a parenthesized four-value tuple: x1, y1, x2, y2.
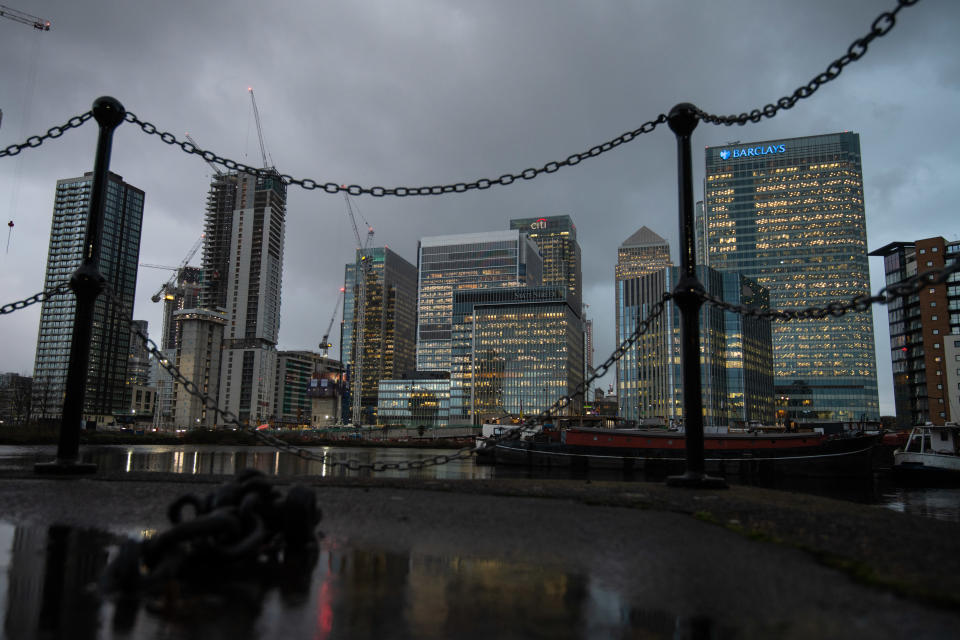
(0, 521, 728, 639)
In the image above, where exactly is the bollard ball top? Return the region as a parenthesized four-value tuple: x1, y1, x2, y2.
(92, 96, 126, 128)
(667, 103, 699, 136)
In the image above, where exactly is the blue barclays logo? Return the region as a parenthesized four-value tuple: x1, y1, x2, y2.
(719, 144, 786, 160)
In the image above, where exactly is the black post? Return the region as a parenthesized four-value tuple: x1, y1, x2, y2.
(36, 97, 125, 475)
(665, 103, 726, 489)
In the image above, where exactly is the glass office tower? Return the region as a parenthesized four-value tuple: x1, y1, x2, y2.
(341, 247, 418, 423)
(509, 215, 582, 311)
(32, 172, 145, 424)
(617, 266, 773, 426)
(703, 132, 879, 422)
(416, 230, 542, 373)
(450, 286, 583, 424)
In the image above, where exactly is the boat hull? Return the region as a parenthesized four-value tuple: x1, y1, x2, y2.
(489, 432, 877, 477)
(893, 451, 960, 484)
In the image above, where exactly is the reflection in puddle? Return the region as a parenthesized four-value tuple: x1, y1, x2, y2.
(0, 521, 726, 639)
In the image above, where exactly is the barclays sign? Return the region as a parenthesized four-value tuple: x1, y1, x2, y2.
(718, 144, 786, 160)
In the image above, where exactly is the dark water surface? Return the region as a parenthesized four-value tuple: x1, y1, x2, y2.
(2, 444, 958, 524)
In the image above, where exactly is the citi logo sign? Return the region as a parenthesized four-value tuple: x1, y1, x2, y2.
(530, 218, 548, 230)
(719, 144, 786, 160)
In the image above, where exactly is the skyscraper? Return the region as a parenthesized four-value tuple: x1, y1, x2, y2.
(201, 170, 286, 426)
(340, 247, 418, 423)
(614, 227, 672, 409)
(154, 265, 202, 428)
(617, 266, 773, 425)
(32, 171, 144, 423)
(509, 215, 582, 311)
(416, 230, 542, 373)
(870, 237, 960, 425)
(703, 133, 879, 422)
(450, 285, 583, 423)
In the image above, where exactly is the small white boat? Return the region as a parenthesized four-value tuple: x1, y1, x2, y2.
(893, 423, 960, 482)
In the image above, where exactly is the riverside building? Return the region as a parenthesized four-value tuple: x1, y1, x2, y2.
(449, 285, 583, 424)
(200, 171, 286, 426)
(340, 247, 418, 424)
(509, 215, 582, 311)
(416, 230, 542, 373)
(614, 227, 673, 406)
(870, 237, 960, 425)
(32, 172, 144, 424)
(703, 132, 879, 423)
(617, 266, 774, 425)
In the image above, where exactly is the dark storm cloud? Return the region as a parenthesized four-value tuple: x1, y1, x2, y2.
(2, 0, 958, 414)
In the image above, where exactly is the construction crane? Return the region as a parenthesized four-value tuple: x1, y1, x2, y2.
(0, 4, 51, 31)
(319, 287, 346, 356)
(343, 193, 375, 425)
(185, 133, 223, 176)
(247, 87, 273, 169)
(150, 235, 204, 303)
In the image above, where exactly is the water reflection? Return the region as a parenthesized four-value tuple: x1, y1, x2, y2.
(0, 521, 720, 639)
(3, 444, 958, 523)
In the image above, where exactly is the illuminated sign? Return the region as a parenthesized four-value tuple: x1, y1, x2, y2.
(530, 218, 548, 230)
(718, 144, 786, 160)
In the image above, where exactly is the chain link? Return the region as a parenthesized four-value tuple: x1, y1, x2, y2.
(125, 111, 668, 197)
(698, 260, 959, 321)
(0, 282, 72, 315)
(697, 0, 919, 126)
(0, 112, 93, 158)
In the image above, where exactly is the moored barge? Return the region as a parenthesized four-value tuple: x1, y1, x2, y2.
(485, 426, 878, 477)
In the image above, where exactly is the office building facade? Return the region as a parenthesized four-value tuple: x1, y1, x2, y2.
(200, 171, 286, 426)
(32, 172, 145, 423)
(341, 247, 418, 424)
(617, 266, 774, 425)
(377, 375, 451, 428)
(172, 309, 226, 428)
(509, 215, 582, 311)
(450, 285, 583, 424)
(154, 266, 203, 427)
(870, 237, 960, 425)
(614, 227, 673, 407)
(703, 132, 879, 422)
(416, 230, 542, 373)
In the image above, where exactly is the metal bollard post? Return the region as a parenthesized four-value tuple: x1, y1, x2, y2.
(36, 97, 125, 475)
(665, 103, 726, 489)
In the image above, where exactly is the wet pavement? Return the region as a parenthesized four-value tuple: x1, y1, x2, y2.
(0, 470, 958, 639)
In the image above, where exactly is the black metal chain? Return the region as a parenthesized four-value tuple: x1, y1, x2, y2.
(0, 112, 93, 158)
(698, 260, 959, 321)
(124, 111, 668, 197)
(697, 0, 919, 126)
(0, 282, 72, 315)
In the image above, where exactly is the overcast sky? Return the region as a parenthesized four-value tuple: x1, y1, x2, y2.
(1, 0, 958, 415)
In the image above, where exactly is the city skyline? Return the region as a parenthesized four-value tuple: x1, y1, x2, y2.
(2, 1, 959, 417)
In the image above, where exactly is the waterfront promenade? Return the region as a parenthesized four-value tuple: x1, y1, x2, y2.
(0, 470, 958, 638)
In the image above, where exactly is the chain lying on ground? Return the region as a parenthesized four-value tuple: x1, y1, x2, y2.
(0, 282, 72, 315)
(696, 0, 919, 126)
(101, 469, 320, 603)
(124, 111, 668, 197)
(698, 260, 959, 321)
(0, 112, 93, 158)
(102, 284, 476, 472)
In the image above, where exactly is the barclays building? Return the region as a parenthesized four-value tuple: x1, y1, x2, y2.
(703, 132, 879, 423)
